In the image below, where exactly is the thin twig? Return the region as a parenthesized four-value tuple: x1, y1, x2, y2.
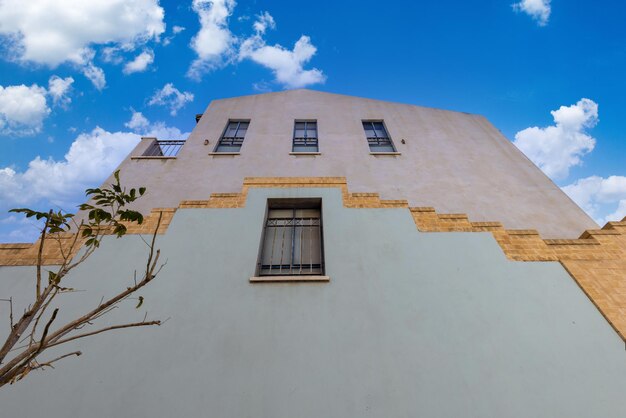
(31, 351, 83, 370)
(36, 211, 53, 300)
(30, 351, 82, 371)
(28, 287, 58, 347)
(8, 298, 13, 332)
(46, 321, 161, 349)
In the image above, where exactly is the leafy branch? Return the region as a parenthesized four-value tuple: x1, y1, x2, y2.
(0, 170, 163, 387)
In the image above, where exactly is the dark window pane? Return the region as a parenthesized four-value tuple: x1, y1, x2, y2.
(369, 143, 395, 152)
(235, 127, 247, 138)
(225, 123, 238, 137)
(215, 144, 241, 152)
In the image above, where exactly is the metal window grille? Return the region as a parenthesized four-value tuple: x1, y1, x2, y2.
(293, 121, 318, 152)
(142, 140, 185, 157)
(215, 121, 249, 152)
(258, 207, 324, 276)
(363, 121, 395, 152)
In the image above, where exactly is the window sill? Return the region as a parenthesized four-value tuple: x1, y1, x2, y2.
(131, 156, 177, 160)
(208, 152, 241, 156)
(369, 152, 401, 156)
(289, 152, 321, 156)
(250, 275, 330, 283)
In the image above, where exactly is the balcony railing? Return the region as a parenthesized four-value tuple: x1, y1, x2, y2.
(142, 140, 186, 157)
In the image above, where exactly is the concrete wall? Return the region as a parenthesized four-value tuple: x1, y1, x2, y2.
(0, 187, 624, 417)
(106, 89, 596, 238)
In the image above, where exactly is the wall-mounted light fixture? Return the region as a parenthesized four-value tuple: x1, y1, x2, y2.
(204, 139, 209, 146)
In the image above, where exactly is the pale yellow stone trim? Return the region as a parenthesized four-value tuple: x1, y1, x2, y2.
(2, 177, 625, 340)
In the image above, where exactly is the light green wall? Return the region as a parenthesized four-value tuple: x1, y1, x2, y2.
(0, 187, 624, 417)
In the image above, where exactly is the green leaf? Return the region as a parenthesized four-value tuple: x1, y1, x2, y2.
(135, 296, 144, 309)
(85, 237, 100, 248)
(48, 271, 60, 285)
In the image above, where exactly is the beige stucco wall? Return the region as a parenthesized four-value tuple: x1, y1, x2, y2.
(109, 89, 596, 238)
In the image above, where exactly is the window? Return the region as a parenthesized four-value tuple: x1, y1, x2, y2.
(142, 139, 185, 157)
(215, 120, 249, 152)
(293, 120, 318, 152)
(257, 199, 324, 276)
(362, 121, 396, 152)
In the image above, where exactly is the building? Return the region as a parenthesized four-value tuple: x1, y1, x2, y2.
(1, 89, 626, 417)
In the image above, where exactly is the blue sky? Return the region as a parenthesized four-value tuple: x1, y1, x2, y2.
(0, 0, 625, 242)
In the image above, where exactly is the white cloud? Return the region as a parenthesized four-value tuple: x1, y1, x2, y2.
(239, 13, 325, 89)
(0, 0, 164, 66)
(187, 0, 236, 79)
(562, 175, 626, 225)
(513, 98, 598, 180)
(606, 201, 626, 224)
(513, 0, 551, 26)
(82, 62, 106, 90)
(148, 83, 194, 116)
(125, 110, 151, 131)
(0, 77, 76, 135)
(0, 214, 41, 243)
(0, 127, 141, 209)
(163, 25, 186, 46)
(101, 46, 125, 65)
(240, 34, 326, 89)
(253, 11, 276, 35)
(125, 110, 188, 140)
(123, 49, 155, 74)
(0, 0, 165, 87)
(0, 84, 49, 136)
(47, 75, 74, 107)
(186, 5, 326, 87)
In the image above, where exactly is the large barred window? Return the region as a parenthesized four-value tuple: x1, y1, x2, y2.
(257, 199, 324, 276)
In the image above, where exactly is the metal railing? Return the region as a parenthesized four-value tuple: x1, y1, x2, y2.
(215, 136, 244, 152)
(142, 140, 185, 157)
(366, 136, 394, 148)
(293, 136, 319, 152)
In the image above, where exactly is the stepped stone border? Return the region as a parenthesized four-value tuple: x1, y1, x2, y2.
(2, 177, 625, 340)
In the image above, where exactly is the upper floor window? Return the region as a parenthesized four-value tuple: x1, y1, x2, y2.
(362, 121, 396, 152)
(215, 120, 249, 152)
(293, 120, 318, 152)
(257, 199, 324, 277)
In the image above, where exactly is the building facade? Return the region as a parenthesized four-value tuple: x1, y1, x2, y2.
(1, 90, 626, 417)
